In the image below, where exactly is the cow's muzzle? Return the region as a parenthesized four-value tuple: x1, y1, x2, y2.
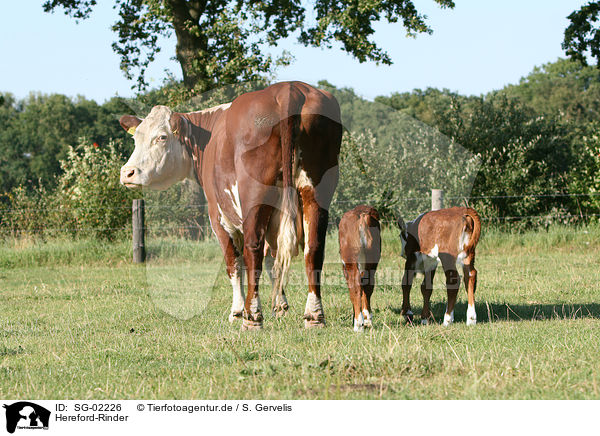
(120, 165, 141, 188)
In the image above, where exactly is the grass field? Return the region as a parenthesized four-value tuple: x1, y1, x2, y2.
(2, 225, 600, 399)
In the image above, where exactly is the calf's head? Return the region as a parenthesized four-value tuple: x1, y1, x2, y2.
(119, 105, 194, 190)
(397, 216, 408, 258)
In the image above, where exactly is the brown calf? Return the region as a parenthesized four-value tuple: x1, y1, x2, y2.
(397, 207, 481, 326)
(339, 205, 381, 331)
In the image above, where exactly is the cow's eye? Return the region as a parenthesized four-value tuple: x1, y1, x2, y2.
(156, 135, 168, 142)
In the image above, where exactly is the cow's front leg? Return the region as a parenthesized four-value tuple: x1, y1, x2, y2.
(241, 206, 270, 331)
(300, 188, 327, 328)
(228, 250, 245, 322)
(209, 209, 245, 323)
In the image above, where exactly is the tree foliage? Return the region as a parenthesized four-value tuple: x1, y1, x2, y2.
(0, 93, 132, 193)
(497, 58, 600, 122)
(563, 1, 600, 67)
(43, 0, 455, 98)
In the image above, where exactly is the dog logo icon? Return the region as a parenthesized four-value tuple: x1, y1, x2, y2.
(3, 402, 50, 433)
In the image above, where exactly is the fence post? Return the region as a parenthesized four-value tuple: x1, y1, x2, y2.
(431, 189, 444, 211)
(132, 199, 146, 263)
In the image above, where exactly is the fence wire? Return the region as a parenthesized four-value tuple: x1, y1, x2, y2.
(2, 191, 600, 236)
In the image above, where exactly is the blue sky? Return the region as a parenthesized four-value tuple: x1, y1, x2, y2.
(0, 1, 588, 103)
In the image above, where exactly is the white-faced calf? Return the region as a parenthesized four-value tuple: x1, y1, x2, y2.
(397, 207, 481, 326)
(339, 205, 381, 331)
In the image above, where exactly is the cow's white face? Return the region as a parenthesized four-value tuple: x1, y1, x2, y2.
(120, 106, 193, 190)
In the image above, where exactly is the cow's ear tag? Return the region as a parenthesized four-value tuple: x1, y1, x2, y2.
(127, 126, 136, 136)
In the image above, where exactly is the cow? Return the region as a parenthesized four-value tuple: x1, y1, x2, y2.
(119, 81, 342, 330)
(397, 207, 481, 326)
(338, 205, 381, 332)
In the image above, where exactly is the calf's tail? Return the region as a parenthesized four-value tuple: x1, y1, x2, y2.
(463, 208, 481, 252)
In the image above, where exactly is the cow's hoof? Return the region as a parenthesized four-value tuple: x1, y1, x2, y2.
(272, 303, 289, 318)
(241, 319, 263, 331)
(404, 310, 414, 324)
(363, 319, 372, 328)
(304, 319, 326, 328)
(303, 313, 326, 328)
(229, 311, 243, 323)
(421, 318, 429, 326)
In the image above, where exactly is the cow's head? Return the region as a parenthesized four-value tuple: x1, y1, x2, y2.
(119, 105, 195, 190)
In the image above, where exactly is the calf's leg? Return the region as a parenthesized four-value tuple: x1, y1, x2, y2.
(344, 263, 364, 332)
(441, 254, 460, 326)
(401, 265, 415, 323)
(360, 263, 377, 328)
(463, 254, 478, 325)
(420, 268, 436, 325)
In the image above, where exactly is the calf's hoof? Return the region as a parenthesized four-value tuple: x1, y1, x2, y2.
(404, 310, 414, 325)
(466, 305, 477, 326)
(442, 311, 454, 326)
(241, 319, 263, 331)
(363, 319, 372, 328)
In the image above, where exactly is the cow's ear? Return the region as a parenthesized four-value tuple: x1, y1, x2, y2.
(169, 113, 210, 151)
(119, 115, 142, 135)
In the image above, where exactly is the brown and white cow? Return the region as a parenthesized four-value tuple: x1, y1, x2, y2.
(119, 82, 342, 330)
(339, 205, 381, 332)
(397, 207, 481, 326)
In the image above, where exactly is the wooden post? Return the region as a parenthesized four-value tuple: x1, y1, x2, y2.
(431, 189, 444, 211)
(132, 199, 146, 263)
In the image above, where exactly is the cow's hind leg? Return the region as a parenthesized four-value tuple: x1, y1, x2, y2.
(463, 253, 478, 326)
(300, 187, 327, 328)
(264, 247, 289, 317)
(241, 204, 272, 331)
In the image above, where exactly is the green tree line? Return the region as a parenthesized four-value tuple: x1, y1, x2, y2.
(2, 58, 600, 238)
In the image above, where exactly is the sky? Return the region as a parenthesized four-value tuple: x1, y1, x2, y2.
(0, 1, 589, 103)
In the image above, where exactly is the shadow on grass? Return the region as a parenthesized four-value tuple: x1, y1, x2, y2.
(390, 302, 600, 324)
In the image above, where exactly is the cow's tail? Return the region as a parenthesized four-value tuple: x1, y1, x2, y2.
(463, 208, 481, 252)
(272, 86, 302, 311)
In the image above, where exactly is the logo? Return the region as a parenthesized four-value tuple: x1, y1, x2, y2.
(2, 402, 50, 434)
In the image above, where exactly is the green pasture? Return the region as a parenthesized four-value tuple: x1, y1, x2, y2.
(1, 226, 600, 399)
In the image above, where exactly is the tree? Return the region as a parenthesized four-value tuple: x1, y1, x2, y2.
(563, 1, 600, 66)
(43, 0, 455, 97)
(0, 93, 131, 192)
(497, 58, 600, 123)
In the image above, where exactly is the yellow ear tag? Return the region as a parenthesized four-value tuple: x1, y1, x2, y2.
(127, 126, 136, 136)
